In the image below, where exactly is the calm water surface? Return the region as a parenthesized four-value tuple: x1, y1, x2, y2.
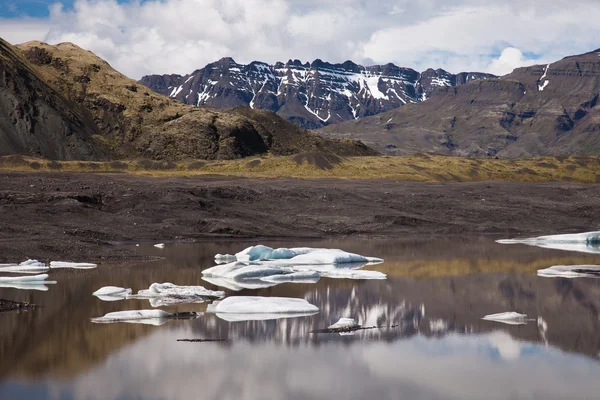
(1, 237, 600, 400)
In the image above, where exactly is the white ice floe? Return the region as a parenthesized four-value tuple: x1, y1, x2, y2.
(537, 265, 600, 278)
(91, 310, 198, 324)
(328, 317, 360, 330)
(260, 271, 320, 283)
(482, 312, 528, 325)
(128, 283, 225, 307)
(497, 231, 600, 254)
(207, 296, 319, 320)
(201, 276, 279, 291)
(154, 243, 165, 249)
(0, 283, 51, 291)
(50, 261, 97, 269)
(93, 286, 132, 301)
(232, 245, 383, 265)
(0, 260, 48, 274)
(0, 274, 56, 284)
(202, 261, 292, 280)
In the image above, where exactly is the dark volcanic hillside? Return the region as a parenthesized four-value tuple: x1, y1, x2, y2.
(140, 58, 494, 129)
(0, 39, 375, 161)
(319, 49, 600, 157)
(0, 38, 106, 160)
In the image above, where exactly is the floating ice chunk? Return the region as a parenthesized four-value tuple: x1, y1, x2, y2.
(207, 296, 319, 316)
(497, 231, 600, 254)
(0, 274, 56, 284)
(128, 283, 225, 307)
(215, 254, 237, 264)
(0, 260, 48, 274)
(231, 246, 383, 264)
(537, 265, 600, 278)
(91, 310, 199, 324)
(287, 250, 381, 265)
(50, 261, 97, 269)
(482, 312, 528, 325)
(260, 271, 320, 283)
(0, 283, 51, 291)
(202, 261, 291, 280)
(154, 243, 165, 249)
(93, 286, 132, 301)
(328, 317, 360, 330)
(224, 265, 290, 280)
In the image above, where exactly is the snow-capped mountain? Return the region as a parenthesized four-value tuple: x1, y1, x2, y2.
(140, 58, 495, 129)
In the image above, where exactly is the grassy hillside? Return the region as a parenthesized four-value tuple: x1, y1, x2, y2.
(1, 153, 600, 183)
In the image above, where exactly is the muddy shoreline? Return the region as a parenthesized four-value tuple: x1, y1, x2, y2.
(0, 171, 599, 264)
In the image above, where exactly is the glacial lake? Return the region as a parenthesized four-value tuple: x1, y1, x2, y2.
(1, 237, 600, 400)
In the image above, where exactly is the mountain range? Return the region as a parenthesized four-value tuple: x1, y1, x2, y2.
(0, 37, 374, 161)
(319, 49, 600, 157)
(140, 59, 495, 129)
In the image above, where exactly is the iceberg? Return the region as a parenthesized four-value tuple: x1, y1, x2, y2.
(128, 283, 225, 307)
(328, 318, 360, 330)
(50, 261, 97, 269)
(232, 245, 383, 264)
(0, 260, 48, 274)
(497, 231, 600, 254)
(537, 265, 600, 278)
(91, 310, 199, 324)
(482, 312, 529, 325)
(154, 243, 165, 249)
(93, 286, 132, 301)
(0, 274, 56, 284)
(207, 296, 319, 318)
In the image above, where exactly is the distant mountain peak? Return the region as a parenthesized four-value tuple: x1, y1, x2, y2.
(140, 58, 496, 129)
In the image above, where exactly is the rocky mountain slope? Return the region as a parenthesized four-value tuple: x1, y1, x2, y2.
(140, 58, 494, 129)
(0, 38, 374, 161)
(0, 38, 107, 160)
(319, 49, 600, 157)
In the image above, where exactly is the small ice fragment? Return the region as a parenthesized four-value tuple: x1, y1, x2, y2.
(0, 260, 48, 274)
(482, 312, 528, 325)
(50, 261, 97, 269)
(154, 243, 165, 249)
(537, 265, 600, 278)
(328, 317, 360, 330)
(207, 296, 319, 315)
(497, 231, 600, 254)
(93, 286, 132, 299)
(0, 274, 56, 284)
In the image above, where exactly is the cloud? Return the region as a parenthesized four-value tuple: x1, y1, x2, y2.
(0, 0, 599, 79)
(487, 47, 535, 76)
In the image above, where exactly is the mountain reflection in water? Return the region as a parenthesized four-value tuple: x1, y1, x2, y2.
(1, 237, 600, 400)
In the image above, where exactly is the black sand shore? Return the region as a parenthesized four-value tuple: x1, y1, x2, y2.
(0, 172, 599, 264)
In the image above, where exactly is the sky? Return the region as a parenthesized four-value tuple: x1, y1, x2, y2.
(0, 0, 599, 79)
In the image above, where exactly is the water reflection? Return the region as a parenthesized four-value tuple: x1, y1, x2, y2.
(1, 237, 600, 400)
